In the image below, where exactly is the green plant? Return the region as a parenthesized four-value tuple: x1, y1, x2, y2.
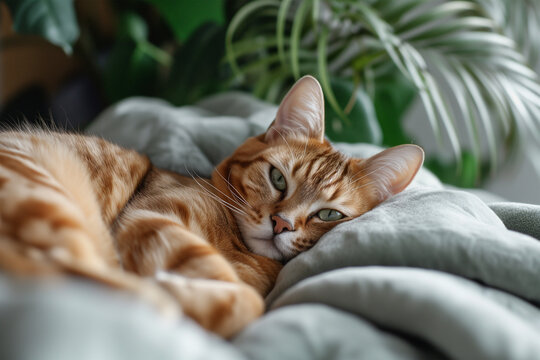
(226, 0, 540, 186)
(2, 0, 228, 105)
(4, 0, 540, 187)
(4, 0, 79, 54)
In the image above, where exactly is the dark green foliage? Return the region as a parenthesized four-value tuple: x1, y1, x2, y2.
(102, 13, 160, 103)
(226, 0, 540, 186)
(161, 24, 227, 106)
(426, 152, 481, 188)
(325, 79, 382, 145)
(373, 70, 417, 147)
(6, 0, 540, 188)
(144, 0, 224, 41)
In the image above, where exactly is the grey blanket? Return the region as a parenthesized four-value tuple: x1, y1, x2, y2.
(2, 93, 540, 360)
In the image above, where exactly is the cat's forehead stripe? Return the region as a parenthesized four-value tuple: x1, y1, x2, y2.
(328, 187, 342, 202)
(313, 154, 346, 184)
(294, 151, 347, 185)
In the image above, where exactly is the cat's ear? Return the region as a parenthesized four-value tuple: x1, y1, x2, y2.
(361, 145, 424, 201)
(265, 75, 325, 143)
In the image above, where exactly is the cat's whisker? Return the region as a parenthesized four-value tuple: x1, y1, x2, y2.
(228, 182, 252, 209)
(184, 169, 241, 214)
(192, 181, 248, 217)
(190, 187, 247, 217)
(214, 169, 253, 209)
(230, 190, 249, 210)
(199, 177, 249, 214)
(228, 181, 254, 211)
(184, 165, 248, 216)
(185, 166, 244, 209)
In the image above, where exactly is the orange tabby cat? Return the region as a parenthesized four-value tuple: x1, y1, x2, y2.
(0, 76, 423, 337)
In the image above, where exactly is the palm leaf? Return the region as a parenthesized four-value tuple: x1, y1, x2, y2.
(226, 0, 540, 179)
(473, 0, 540, 67)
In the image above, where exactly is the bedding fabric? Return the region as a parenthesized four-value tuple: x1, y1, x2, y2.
(2, 93, 540, 360)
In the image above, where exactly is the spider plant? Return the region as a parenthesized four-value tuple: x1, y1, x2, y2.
(226, 0, 540, 185)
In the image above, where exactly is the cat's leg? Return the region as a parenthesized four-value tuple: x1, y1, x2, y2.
(0, 149, 179, 317)
(156, 271, 263, 338)
(115, 210, 264, 337)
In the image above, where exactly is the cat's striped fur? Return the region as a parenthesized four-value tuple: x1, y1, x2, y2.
(0, 76, 423, 337)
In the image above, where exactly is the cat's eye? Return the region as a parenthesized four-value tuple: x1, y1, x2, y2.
(270, 167, 287, 191)
(317, 209, 344, 221)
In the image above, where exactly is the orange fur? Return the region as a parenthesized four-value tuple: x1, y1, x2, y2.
(0, 76, 423, 337)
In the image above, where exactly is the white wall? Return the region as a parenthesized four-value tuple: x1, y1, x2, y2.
(403, 98, 540, 205)
(483, 62, 540, 205)
(483, 148, 540, 204)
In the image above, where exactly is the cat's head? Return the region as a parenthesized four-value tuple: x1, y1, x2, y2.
(214, 76, 423, 262)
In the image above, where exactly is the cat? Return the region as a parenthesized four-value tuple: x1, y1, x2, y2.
(0, 76, 424, 337)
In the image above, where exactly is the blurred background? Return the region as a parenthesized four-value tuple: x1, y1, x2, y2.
(1, 0, 539, 204)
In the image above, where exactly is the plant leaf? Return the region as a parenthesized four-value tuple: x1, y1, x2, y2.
(325, 79, 382, 144)
(277, 0, 294, 64)
(102, 39, 158, 103)
(5, 0, 79, 54)
(102, 13, 158, 103)
(290, 0, 310, 78)
(143, 0, 224, 41)
(453, 61, 497, 172)
(373, 68, 417, 147)
(226, 0, 280, 77)
(317, 27, 349, 124)
(227, 0, 540, 179)
(162, 24, 226, 105)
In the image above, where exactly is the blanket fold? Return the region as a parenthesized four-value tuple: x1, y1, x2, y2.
(267, 187, 540, 306)
(271, 267, 540, 360)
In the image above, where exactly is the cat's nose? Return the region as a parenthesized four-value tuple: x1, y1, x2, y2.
(271, 215, 293, 234)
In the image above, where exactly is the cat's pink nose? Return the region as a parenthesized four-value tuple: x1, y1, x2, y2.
(271, 215, 293, 234)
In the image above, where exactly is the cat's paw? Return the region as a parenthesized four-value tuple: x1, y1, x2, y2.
(156, 271, 264, 338)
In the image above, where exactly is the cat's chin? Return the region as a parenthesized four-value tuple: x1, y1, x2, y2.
(244, 236, 285, 261)
(243, 234, 302, 262)
(236, 218, 297, 261)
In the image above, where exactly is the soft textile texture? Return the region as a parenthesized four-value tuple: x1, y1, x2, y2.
(2, 93, 540, 360)
(489, 202, 540, 241)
